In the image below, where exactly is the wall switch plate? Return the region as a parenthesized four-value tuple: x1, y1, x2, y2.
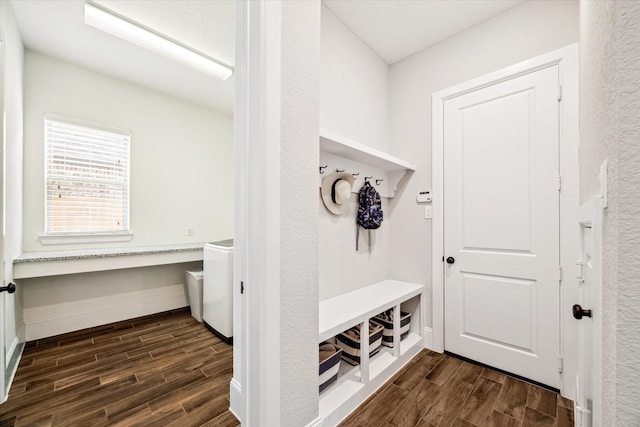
(187, 227, 194, 236)
(424, 205, 433, 219)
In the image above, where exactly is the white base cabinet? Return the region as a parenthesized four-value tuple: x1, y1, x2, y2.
(318, 280, 424, 426)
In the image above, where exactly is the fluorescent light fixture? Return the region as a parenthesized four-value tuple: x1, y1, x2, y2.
(84, 1, 233, 81)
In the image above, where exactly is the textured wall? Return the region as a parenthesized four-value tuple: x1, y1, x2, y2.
(279, 1, 320, 425)
(579, 2, 617, 424)
(388, 0, 579, 328)
(613, 2, 640, 424)
(580, 1, 640, 424)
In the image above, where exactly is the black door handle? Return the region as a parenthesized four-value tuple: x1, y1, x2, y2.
(572, 304, 592, 319)
(0, 282, 16, 294)
(446, 257, 455, 264)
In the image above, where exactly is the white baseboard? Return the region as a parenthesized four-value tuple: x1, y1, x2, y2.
(229, 377, 242, 422)
(24, 283, 188, 341)
(305, 416, 323, 427)
(5, 336, 18, 370)
(423, 326, 434, 351)
(3, 334, 24, 403)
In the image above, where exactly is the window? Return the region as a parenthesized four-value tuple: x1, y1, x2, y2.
(44, 114, 131, 238)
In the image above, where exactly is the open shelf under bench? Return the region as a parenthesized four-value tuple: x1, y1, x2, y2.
(318, 280, 424, 426)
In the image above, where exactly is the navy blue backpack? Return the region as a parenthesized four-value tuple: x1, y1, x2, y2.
(356, 181, 383, 250)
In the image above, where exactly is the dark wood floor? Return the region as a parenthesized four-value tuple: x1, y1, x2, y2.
(0, 308, 238, 427)
(339, 349, 574, 427)
(0, 310, 574, 427)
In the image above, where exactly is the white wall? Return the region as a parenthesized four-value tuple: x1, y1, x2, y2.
(21, 261, 200, 341)
(319, 5, 391, 300)
(580, 1, 640, 424)
(1, 0, 25, 381)
(23, 51, 234, 251)
(19, 51, 234, 339)
(280, 2, 320, 424)
(320, 5, 389, 151)
(319, 197, 389, 299)
(388, 0, 579, 327)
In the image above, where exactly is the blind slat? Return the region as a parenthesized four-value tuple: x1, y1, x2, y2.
(45, 116, 130, 234)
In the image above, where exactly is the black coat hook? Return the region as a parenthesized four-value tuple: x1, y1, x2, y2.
(376, 179, 384, 185)
(319, 165, 328, 174)
(336, 169, 345, 173)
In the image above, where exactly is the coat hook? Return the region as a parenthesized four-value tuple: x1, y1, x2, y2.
(352, 172, 360, 177)
(319, 165, 328, 174)
(376, 179, 384, 185)
(336, 168, 345, 173)
(364, 176, 373, 183)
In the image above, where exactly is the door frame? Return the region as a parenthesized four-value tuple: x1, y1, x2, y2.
(431, 44, 579, 398)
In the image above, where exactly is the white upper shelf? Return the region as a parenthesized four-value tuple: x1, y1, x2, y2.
(319, 129, 416, 173)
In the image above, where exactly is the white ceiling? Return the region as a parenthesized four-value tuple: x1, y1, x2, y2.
(11, 0, 235, 113)
(11, 0, 523, 114)
(323, 0, 524, 64)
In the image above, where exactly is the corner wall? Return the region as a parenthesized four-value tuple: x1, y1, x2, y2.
(388, 0, 579, 327)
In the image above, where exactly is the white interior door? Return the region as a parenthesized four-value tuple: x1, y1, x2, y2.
(443, 65, 560, 388)
(0, 27, 6, 400)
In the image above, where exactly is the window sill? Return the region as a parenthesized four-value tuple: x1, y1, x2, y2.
(39, 233, 134, 245)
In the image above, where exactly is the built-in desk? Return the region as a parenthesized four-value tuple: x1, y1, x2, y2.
(13, 243, 206, 279)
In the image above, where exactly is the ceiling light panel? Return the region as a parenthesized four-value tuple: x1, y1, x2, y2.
(84, 1, 233, 81)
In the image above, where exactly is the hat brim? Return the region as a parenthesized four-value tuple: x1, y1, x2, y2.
(321, 172, 355, 215)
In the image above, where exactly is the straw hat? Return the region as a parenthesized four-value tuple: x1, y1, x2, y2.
(320, 172, 355, 215)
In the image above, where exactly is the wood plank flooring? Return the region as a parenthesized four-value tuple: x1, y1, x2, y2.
(339, 349, 575, 427)
(0, 310, 574, 427)
(0, 308, 239, 427)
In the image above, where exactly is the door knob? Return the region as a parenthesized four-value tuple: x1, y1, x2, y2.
(446, 257, 455, 264)
(572, 304, 592, 319)
(0, 282, 16, 294)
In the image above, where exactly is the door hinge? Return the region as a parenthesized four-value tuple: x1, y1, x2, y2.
(240, 281, 244, 294)
(558, 175, 562, 192)
(557, 85, 563, 102)
(576, 405, 591, 427)
(576, 260, 585, 283)
(559, 266, 563, 282)
(558, 356, 564, 373)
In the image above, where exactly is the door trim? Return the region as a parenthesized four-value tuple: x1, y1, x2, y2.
(431, 44, 579, 398)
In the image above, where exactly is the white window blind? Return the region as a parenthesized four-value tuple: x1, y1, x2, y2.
(45, 114, 131, 235)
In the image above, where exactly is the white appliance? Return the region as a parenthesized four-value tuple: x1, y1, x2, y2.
(203, 239, 234, 343)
